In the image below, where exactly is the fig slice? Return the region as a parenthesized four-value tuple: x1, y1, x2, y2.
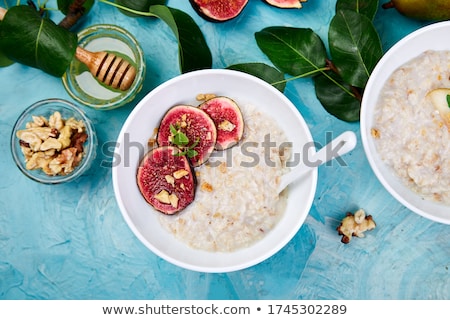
(199, 96, 244, 150)
(157, 105, 217, 167)
(189, 0, 249, 22)
(137, 146, 196, 215)
(263, 0, 306, 9)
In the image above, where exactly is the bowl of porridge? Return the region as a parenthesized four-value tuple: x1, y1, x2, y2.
(112, 69, 318, 272)
(361, 21, 450, 224)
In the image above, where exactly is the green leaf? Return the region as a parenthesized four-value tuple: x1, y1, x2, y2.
(227, 62, 286, 92)
(329, 9, 383, 88)
(446, 95, 450, 108)
(170, 125, 189, 146)
(336, 0, 379, 20)
(186, 149, 198, 158)
(149, 5, 212, 73)
(169, 124, 199, 158)
(115, 0, 167, 17)
(255, 27, 328, 77)
(171, 135, 199, 158)
(0, 50, 14, 67)
(190, 137, 200, 149)
(314, 71, 361, 122)
(169, 124, 178, 135)
(0, 5, 77, 77)
(174, 132, 189, 146)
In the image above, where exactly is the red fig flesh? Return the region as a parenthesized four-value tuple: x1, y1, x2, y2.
(190, 0, 249, 22)
(137, 146, 196, 215)
(199, 96, 244, 150)
(263, 0, 306, 9)
(157, 105, 217, 167)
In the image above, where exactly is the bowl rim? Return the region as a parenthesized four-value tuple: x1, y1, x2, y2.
(112, 68, 318, 272)
(62, 23, 146, 110)
(361, 21, 450, 225)
(11, 98, 97, 184)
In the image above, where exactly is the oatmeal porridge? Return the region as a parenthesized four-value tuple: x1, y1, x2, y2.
(158, 103, 291, 252)
(372, 50, 450, 204)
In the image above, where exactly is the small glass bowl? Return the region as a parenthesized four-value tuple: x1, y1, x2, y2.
(11, 99, 97, 184)
(62, 24, 145, 110)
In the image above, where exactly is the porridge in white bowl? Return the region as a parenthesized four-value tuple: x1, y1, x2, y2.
(112, 69, 317, 272)
(158, 103, 291, 252)
(372, 50, 450, 205)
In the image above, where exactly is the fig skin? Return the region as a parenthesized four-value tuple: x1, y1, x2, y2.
(199, 96, 244, 150)
(137, 146, 196, 215)
(157, 105, 217, 167)
(189, 0, 249, 22)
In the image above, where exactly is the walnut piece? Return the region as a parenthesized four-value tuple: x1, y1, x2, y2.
(40, 137, 62, 151)
(155, 189, 179, 208)
(196, 93, 216, 101)
(218, 119, 236, 132)
(165, 175, 175, 186)
(337, 209, 376, 244)
(173, 169, 189, 179)
(371, 128, 380, 139)
(16, 130, 42, 151)
(155, 190, 171, 204)
(169, 193, 179, 208)
(49, 111, 64, 130)
(201, 181, 213, 192)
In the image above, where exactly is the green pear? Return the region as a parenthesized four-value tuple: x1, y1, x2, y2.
(427, 88, 450, 131)
(382, 0, 450, 21)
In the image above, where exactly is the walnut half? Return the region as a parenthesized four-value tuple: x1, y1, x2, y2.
(337, 209, 376, 244)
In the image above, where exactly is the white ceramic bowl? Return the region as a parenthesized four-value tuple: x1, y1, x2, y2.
(361, 21, 450, 225)
(112, 69, 317, 272)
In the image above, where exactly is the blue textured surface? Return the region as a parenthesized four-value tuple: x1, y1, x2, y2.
(1, 0, 449, 300)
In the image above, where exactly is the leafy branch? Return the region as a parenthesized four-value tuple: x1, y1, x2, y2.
(0, 0, 212, 75)
(230, 0, 383, 122)
(57, 0, 94, 29)
(99, 0, 212, 73)
(1, 0, 383, 123)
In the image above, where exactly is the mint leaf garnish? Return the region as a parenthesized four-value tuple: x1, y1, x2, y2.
(169, 124, 199, 158)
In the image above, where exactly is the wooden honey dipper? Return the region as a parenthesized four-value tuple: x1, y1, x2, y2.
(0, 7, 136, 91)
(74, 46, 137, 91)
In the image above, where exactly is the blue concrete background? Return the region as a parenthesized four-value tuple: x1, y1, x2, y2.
(1, 0, 448, 299)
